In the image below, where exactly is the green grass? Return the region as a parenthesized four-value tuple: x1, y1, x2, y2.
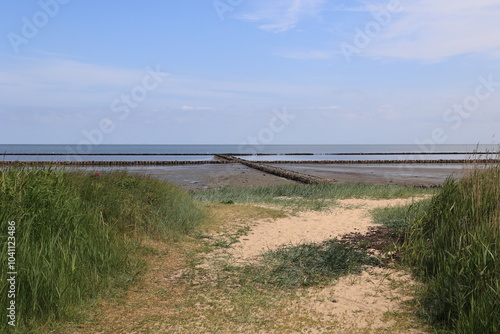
(370, 167, 499, 333)
(190, 183, 435, 211)
(0, 167, 204, 332)
(371, 200, 431, 238)
(244, 239, 379, 288)
(68, 170, 204, 241)
(371, 205, 411, 235)
(401, 166, 499, 334)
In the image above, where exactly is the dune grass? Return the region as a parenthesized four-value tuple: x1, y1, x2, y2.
(371, 200, 431, 239)
(371, 165, 499, 334)
(68, 170, 204, 241)
(0, 168, 204, 332)
(403, 166, 499, 334)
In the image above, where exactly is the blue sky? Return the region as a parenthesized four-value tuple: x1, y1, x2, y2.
(1, 0, 500, 145)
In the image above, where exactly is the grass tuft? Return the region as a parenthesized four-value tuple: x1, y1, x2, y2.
(244, 239, 379, 288)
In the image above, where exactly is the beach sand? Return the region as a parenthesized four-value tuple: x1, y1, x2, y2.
(228, 198, 420, 262)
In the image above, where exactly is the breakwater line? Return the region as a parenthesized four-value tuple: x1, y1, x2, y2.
(0, 160, 234, 166)
(215, 155, 329, 184)
(251, 159, 500, 164)
(1, 158, 499, 167)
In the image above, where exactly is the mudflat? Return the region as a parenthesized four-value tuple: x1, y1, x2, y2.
(114, 162, 467, 190)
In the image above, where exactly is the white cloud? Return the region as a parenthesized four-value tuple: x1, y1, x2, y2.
(0, 56, 345, 112)
(238, 0, 326, 32)
(0, 57, 163, 108)
(365, 0, 500, 61)
(268, 1, 500, 61)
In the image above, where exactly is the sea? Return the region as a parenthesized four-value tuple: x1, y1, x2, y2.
(1, 144, 498, 162)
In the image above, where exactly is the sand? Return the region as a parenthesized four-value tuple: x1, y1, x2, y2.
(229, 198, 419, 262)
(300, 266, 423, 332)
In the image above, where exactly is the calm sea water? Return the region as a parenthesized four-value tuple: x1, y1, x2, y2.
(0, 144, 498, 162)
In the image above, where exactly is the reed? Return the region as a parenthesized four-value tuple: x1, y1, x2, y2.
(404, 165, 499, 333)
(0, 167, 203, 331)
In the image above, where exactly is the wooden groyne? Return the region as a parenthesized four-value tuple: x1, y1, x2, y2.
(1, 153, 215, 156)
(2, 158, 498, 168)
(253, 159, 500, 164)
(215, 155, 329, 184)
(0, 160, 234, 167)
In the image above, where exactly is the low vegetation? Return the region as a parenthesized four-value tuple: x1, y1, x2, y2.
(244, 239, 379, 288)
(190, 182, 435, 211)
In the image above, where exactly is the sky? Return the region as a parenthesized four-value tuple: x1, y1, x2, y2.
(1, 0, 500, 145)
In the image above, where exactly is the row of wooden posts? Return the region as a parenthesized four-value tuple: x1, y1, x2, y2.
(1, 158, 498, 167)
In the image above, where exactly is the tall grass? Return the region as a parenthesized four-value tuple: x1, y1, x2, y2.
(404, 166, 499, 333)
(371, 200, 431, 239)
(0, 168, 204, 332)
(68, 170, 204, 241)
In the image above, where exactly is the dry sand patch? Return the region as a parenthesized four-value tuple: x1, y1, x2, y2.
(229, 198, 419, 262)
(297, 267, 425, 333)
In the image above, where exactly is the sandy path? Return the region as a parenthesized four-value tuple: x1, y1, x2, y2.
(229, 198, 418, 261)
(298, 266, 425, 333)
